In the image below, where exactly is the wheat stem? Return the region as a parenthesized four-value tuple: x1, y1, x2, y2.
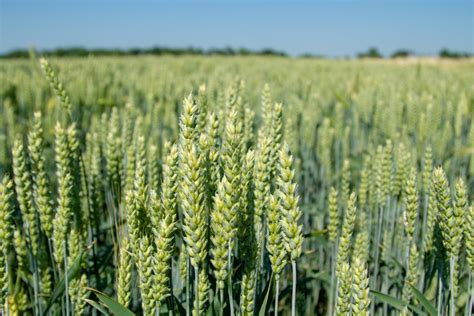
(449, 257, 455, 316)
(466, 270, 472, 316)
(63, 241, 70, 316)
(291, 260, 297, 316)
(328, 243, 336, 316)
(274, 277, 280, 316)
(227, 243, 235, 316)
(194, 266, 199, 316)
(186, 257, 190, 316)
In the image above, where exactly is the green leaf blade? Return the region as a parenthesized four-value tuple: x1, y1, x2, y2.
(409, 285, 437, 316)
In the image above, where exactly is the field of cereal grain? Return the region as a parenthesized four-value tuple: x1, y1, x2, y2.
(0, 56, 473, 315)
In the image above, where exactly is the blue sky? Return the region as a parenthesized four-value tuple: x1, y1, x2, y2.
(1, 0, 472, 56)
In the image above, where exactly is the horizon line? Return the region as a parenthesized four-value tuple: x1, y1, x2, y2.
(2, 45, 472, 59)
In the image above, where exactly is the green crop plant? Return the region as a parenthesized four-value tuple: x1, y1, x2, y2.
(0, 56, 471, 315)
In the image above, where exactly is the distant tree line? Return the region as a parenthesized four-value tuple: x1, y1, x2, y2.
(357, 47, 472, 59)
(438, 48, 472, 58)
(1, 46, 471, 59)
(0, 46, 288, 58)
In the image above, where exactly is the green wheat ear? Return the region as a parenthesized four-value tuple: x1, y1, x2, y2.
(375, 141, 392, 206)
(53, 123, 75, 268)
(404, 170, 418, 242)
(13, 137, 40, 257)
(240, 272, 256, 315)
(193, 269, 210, 316)
(0, 177, 14, 247)
(465, 204, 474, 270)
(150, 143, 179, 308)
(337, 193, 357, 277)
(261, 83, 272, 130)
(351, 257, 370, 316)
(266, 194, 287, 278)
(276, 143, 303, 316)
(433, 167, 463, 258)
(432, 168, 465, 312)
(353, 211, 370, 264)
(117, 238, 132, 308)
(137, 235, 155, 316)
(341, 159, 351, 208)
(39, 58, 72, 118)
(210, 180, 231, 290)
(328, 187, 339, 244)
(238, 149, 257, 316)
(207, 112, 221, 192)
(422, 145, 433, 194)
(335, 261, 351, 316)
(214, 108, 244, 258)
(452, 178, 467, 296)
(402, 243, 420, 307)
(70, 274, 88, 314)
(14, 228, 27, 272)
(393, 142, 410, 199)
(179, 142, 207, 268)
(423, 186, 437, 253)
(454, 178, 467, 241)
(253, 132, 272, 250)
(277, 143, 303, 262)
(0, 177, 14, 305)
(106, 108, 123, 192)
(238, 149, 256, 261)
(28, 112, 54, 239)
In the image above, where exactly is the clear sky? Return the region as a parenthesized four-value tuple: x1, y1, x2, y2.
(1, 0, 473, 57)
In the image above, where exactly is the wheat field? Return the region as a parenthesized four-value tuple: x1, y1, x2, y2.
(0, 56, 473, 315)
